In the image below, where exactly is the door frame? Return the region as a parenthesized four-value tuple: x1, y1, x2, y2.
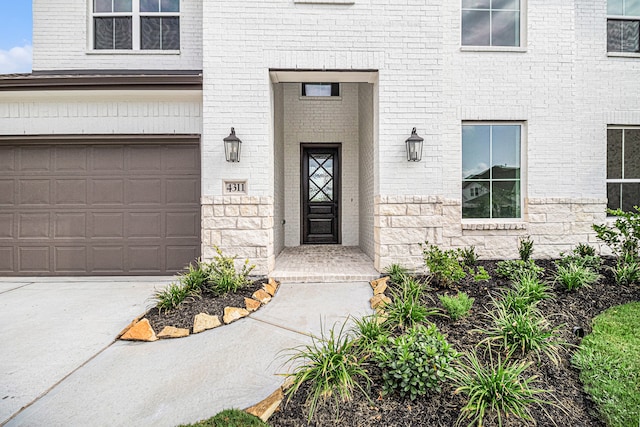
(300, 143, 342, 245)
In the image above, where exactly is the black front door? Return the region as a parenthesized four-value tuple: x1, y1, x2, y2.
(301, 144, 341, 244)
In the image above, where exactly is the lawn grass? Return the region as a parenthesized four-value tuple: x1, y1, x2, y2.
(572, 301, 640, 427)
(178, 409, 268, 427)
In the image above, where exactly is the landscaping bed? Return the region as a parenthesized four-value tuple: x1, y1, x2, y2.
(269, 258, 640, 427)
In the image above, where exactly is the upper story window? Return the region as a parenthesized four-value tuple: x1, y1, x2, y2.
(462, 123, 522, 219)
(93, 0, 180, 51)
(607, 127, 640, 211)
(607, 0, 640, 53)
(461, 0, 522, 48)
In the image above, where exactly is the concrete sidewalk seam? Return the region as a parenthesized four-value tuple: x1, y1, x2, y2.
(0, 283, 35, 296)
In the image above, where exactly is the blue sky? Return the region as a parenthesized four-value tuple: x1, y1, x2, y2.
(0, 2, 33, 73)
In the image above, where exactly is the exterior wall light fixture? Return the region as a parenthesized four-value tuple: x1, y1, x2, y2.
(224, 127, 242, 162)
(405, 127, 424, 162)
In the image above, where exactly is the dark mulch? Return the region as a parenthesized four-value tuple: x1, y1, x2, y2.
(269, 259, 640, 427)
(144, 279, 267, 333)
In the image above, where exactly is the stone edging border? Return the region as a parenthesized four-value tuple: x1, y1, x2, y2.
(117, 278, 280, 342)
(243, 276, 390, 422)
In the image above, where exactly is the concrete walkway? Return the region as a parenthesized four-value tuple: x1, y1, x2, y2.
(0, 278, 372, 427)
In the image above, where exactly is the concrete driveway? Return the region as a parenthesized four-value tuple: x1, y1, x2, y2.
(0, 277, 372, 427)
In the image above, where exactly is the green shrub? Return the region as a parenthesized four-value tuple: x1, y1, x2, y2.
(554, 262, 601, 291)
(422, 242, 467, 286)
(351, 314, 389, 354)
(511, 271, 552, 303)
(575, 242, 597, 257)
(452, 351, 554, 427)
(555, 253, 602, 272)
(482, 302, 563, 365)
(472, 266, 491, 282)
(459, 246, 478, 266)
(178, 409, 268, 427)
(153, 282, 201, 313)
(375, 324, 457, 400)
(178, 259, 211, 292)
(207, 247, 255, 295)
(385, 282, 438, 331)
(384, 263, 409, 285)
(518, 235, 534, 262)
(495, 259, 544, 281)
(612, 256, 640, 286)
(439, 292, 474, 321)
(284, 321, 371, 422)
(593, 207, 640, 260)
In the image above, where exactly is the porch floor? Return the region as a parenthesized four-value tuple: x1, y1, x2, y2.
(270, 245, 380, 283)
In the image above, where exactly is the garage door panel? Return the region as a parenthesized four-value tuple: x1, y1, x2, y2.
(55, 246, 87, 272)
(93, 146, 125, 172)
(91, 213, 124, 238)
(19, 246, 50, 272)
(166, 146, 199, 171)
(129, 246, 161, 273)
(0, 214, 13, 238)
(0, 180, 14, 205)
(127, 212, 161, 238)
(19, 213, 50, 238)
(54, 213, 86, 238)
(19, 147, 51, 172)
(0, 147, 15, 171)
(19, 180, 50, 205)
(167, 178, 199, 204)
(127, 179, 163, 205)
(166, 212, 198, 238)
(91, 246, 125, 273)
(166, 246, 198, 270)
(55, 179, 87, 205)
(91, 179, 125, 205)
(129, 146, 162, 172)
(55, 146, 88, 172)
(0, 247, 14, 272)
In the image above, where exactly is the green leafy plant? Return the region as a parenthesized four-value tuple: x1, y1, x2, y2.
(518, 235, 534, 262)
(574, 242, 597, 257)
(178, 259, 211, 292)
(554, 262, 601, 291)
(178, 409, 268, 427)
(351, 314, 389, 354)
(472, 265, 491, 282)
(375, 324, 457, 400)
(612, 255, 640, 286)
(459, 246, 478, 267)
(384, 263, 409, 285)
(439, 292, 474, 321)
(422, 242, 467, 287)
(153, 282, 201, 313)
(452, 351, 555, 427)
(482, 301, 564, 365)
(495, 259, 544, 281)
(284, 321, 371, 422)
(511, 271, 552, 304)
(593, 207, 640, 260)
(385, 283, 439, 331)
(207, 246, 255, 295)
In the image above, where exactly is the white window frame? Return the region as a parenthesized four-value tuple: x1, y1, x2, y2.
(606, 126, 640, 212)
(461, 121, 526, 222)
(607, 0, 640, 57)
(460, 0, 527, 52)
(89, 0, 180, 53)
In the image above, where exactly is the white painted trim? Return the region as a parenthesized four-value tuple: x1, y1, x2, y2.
(270, 70, 378, 84)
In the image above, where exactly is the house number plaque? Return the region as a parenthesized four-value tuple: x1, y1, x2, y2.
(223, 180, 248, 195)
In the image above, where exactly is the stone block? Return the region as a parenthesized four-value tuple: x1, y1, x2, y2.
(223, 307, 250, 324)
(244, 297, 261, 312)
(193, 313, 222, 333)
(253, 289, 272, 304)
(245, 387, 284, 422)
(237, 217, 262, 230)
(264, 278, 279, 296)
(370, 294, 392, 309)
(120, 318, 157, 342)
(378, 204, 407, 216)
(370, 276, 389, 289)
(158, 326, 190, 339)
(240, 205, 259, 217)
(222, 230, 270, 247)
(225, 205, 240, 217)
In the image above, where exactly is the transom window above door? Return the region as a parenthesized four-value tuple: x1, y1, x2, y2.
(461, 0, 524, 48)
(93, 0, 180, 51)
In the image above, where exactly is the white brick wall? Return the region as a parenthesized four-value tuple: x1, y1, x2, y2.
(32, 0, 202, 71)
(358, 82, 375, 260)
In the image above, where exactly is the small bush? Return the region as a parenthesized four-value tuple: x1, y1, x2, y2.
(452, 351, 554, 427)
(207, 247, 255, 295)
(612, 256, 640, 286)
(178, 409, 268, 427)
(555, 262, 601, 291)
(375, 324, 457, 400)
(495, 259, 544, 281)
(482, 302, 564, 365)
(423, 242, 466, 287)
(384, 263, 409, 285)
(518, 236, 534, 262)
(351, 314, 389, 354)
(153, 282, 201, 313)
(593, 207, 640, 261)
(385, 283, 438, 331)
(459, 246, 478, 267)
(178, 260, 211, 292)
(511, 271, 552, 303)
(473, 265, 491, 282)
(439, 292, 474, 321)
(574, 242, 597, 257)
(284, 321, 371, 422)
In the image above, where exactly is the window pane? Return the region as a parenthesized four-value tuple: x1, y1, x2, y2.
(114, 0, 132, 12)
(492, 0, 518, 10)
(141, 17, 161, 49)
(114, 17, 132, 49)
(94, 17, 114, 49)
(608, 0, 623, 15)
(462, 0, 490, 8)
(162, 17, 180, 49)
(462, 10, 491, 46)
(161, 0, 180, 12)
(622, 183, 640, 211)
(492, 125, 520, 179)
(95, 0, 112, 12)
(608, 20, 624, 51)
(608, 183, 621, 211)
(140, 0, 159, 12)
(608, 129, 623, 179)
(623, 20, 640, 52)
(624, 129, 640, 178)
(626, 0, 640, 16)
(462, 125, 491, 179)
(492, 11, 519, 46)
(303, 83, 334, 96)
(492, 180, 520, 218)
(463, 181, 490, 218)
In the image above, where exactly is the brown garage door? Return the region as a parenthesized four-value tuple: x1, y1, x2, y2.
(0, 138, 201, 275)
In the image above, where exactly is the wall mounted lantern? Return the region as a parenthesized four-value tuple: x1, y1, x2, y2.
(224, 127, 242, 162)
(405, 127, 424, 162)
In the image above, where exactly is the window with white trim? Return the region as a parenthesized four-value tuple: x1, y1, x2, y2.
(461, 0, 522, 47)
(607, 0, 640, 53)
(93, 0, 180, 51)
(462, 123, 522, 219)
(607, 127, 640, 211)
